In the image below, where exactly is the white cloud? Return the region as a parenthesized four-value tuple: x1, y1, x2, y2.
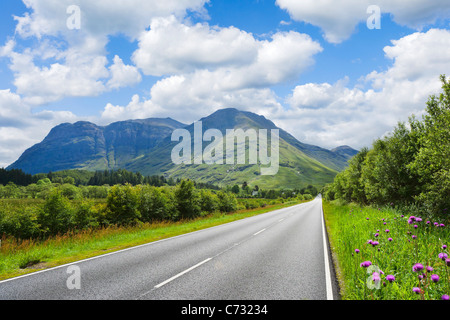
(0, 90, 79, 167)
(276, 0, 450, 43)
(16, 0, 209, 39)
(272, 29, 450, 150)
(107, 55, 142, 90)
(102, 25, 322, 124)
(133, 16, 258, 76)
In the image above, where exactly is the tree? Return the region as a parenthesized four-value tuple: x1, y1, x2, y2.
(174, 180, 201, 220)
(106, 184, 141, 225)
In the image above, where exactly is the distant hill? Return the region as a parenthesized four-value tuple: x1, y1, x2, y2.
(7, 108, 358, 189)
(7, 118, 187, 175)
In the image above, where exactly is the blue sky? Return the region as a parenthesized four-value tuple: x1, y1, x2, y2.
(0, 0, 450, 167)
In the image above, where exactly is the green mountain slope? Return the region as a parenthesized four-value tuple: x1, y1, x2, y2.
(7, 108, 357, 189)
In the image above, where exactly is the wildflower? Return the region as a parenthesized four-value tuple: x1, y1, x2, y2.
(443, 245, 447, 250)
(388, 238, 393, 242)
(446, 259, 450, 267)
(412, 263, 424, 272)
(426, 266, 434, 273)
(412, 235, 417, 240)
(413, 287, 421, 294)
(374, 233, 379, 237)
(371, 241, 379, 247)
(355, 249, 360, 254)
(431, 274, 440, 283)
(416, 217, 422, 222)
(440, 224, 445, 227)
(360, 261, 372, 268)
(372, 272, 381, 283)
(386, 275, 395, 282)
(442, 295, 450, 300)
(439, 253, 448, 260)
(384, 229, 389, 232)
(426, 221, 430, 224)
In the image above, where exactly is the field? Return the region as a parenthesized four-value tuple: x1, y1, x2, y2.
(324, 201, 450, 300)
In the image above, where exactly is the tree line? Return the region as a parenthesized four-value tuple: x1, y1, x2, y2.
(324, 75, 450, 217)
(0, 180, 239, 239)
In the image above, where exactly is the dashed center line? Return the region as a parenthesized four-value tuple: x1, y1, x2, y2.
(154, 258, 212, 289)
(253, 228, 266, 236)
(140, 213, 291, 298)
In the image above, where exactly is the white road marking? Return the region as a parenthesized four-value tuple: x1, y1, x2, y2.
(253, 228, 266, 236)
(154, 258, 212, 289)
(320, 200, 334, 300)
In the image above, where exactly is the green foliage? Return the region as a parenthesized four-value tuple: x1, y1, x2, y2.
(106, 184, 141, 226)
(327, 75, 450, 217)
(174, 180, 201, 219)
(38, 190, 74, 236)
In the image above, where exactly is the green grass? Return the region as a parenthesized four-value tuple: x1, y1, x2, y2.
(0, 199, 305, 281)
(324, 200, 450, 300)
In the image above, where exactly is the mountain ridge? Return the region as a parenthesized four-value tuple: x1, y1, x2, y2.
(7, 108, 358, 189)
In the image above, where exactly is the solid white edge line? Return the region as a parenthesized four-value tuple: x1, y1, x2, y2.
(320, 199, 334, 300)
(154, 258, 212, 289)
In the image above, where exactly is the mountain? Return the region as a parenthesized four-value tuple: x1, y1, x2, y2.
(7, 118, 187, 175)
(7, 108, 358, 189)
(331, 145, 359, 160)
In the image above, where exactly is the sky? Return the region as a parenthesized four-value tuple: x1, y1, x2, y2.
(0, 0, 450, 168)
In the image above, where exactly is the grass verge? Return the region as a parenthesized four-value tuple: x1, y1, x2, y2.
(323, 200, 450, 300)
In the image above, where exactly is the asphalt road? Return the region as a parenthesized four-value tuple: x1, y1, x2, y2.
(0, 196, 336, 300)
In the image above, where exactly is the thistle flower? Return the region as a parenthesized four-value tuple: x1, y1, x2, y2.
(413, 263, 424, 272)
(413, 287, 421, 294)
(431, 274, 440, 283)
(439, 253, 448, 260)
(360, 261, 372, 268)
(426, 266, 434, 273)
(442, 295, 450, 300)
(386, 275, 395, 282)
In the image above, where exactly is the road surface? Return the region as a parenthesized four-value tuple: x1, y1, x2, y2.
(0, 196, 336, 300)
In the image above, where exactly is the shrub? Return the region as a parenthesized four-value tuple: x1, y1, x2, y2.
(38, 190, 74, 236)
(106, 184, 141, 226)
(174, 180, 201, 220)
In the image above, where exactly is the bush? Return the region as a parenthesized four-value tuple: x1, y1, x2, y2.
(38, 190, 74, 236)
(106, 184, 141, 226)
(139, 185, 177, 222)
(217, 191, 238, 213)
(174, 180, 201, 219)
(0, 206, 40, 239)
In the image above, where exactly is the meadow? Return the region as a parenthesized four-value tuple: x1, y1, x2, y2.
(324, 201, 450, 300)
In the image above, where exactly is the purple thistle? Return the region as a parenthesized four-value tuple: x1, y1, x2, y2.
(431, 274, 440, 283)
(413, 287, 421, 294)
(413, 263, 424, 272)
(439, 253, 448, 260)
(442, 295, 450, 300)
(386, 275, 395, 282)
(360, 261, 372, 268)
